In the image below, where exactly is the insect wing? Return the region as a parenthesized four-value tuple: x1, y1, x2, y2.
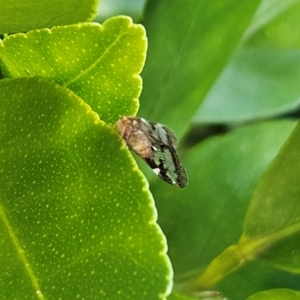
(145, 144, 187, 188)
(142, 122, 187, 187)
(117, 116, 188, 188)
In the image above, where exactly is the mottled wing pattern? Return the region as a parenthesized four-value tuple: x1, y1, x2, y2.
(117, 116, 188, 188)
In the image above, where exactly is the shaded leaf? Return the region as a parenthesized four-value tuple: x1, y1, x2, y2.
(246, 288, 300, 300)
(0, 77, 171, 299)
(0, 16, 147, 125)
(0, 0, 98, 34)
(242, 0, 299, 43)
(186, 121, 300, 293)
(239, 122, 300, 273)
(151, 121, 295, 276)
(95, 0, 146, 22)
(217, 261, 300, 300)
(194, 48, 300, 124)
(140, 0, 260, 137)
(245, 0, 300, 48)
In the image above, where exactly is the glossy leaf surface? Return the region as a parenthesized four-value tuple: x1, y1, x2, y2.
(0, 0, 98, 34)
(0, 17, 146, 125)
(0, 77, 171, 299)
(140, 0, 260, 137)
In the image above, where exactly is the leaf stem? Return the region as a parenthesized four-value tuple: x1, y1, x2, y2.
(182, 221, 300, 291)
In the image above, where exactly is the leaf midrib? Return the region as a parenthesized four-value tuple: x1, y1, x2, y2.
(64, 28, 128, 88)
(0, 203, 45, 300)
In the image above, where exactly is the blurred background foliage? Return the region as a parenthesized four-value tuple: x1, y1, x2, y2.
(98, 1, 300, 299)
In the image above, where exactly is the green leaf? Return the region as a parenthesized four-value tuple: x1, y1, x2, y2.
(246, 289, 300, 300)
(150, 121, 297, 296)
(95, 0, 146, 22)
(0, 77, 171, 299)
(139, 0, 260, 137)
(242, 0, 299, 44)
(194, 2, 300, 124)
(0, 16, 147, 125)
(184, 121, 300, 292)
(245, 0, 300, 48)
(239, 122, 300, 273)
(194, 48, 300, 123)
(151, 120, 295, 277)
(0, 0, 98, 34)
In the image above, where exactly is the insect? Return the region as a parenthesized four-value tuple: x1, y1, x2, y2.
(116, 116, 187, 188)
